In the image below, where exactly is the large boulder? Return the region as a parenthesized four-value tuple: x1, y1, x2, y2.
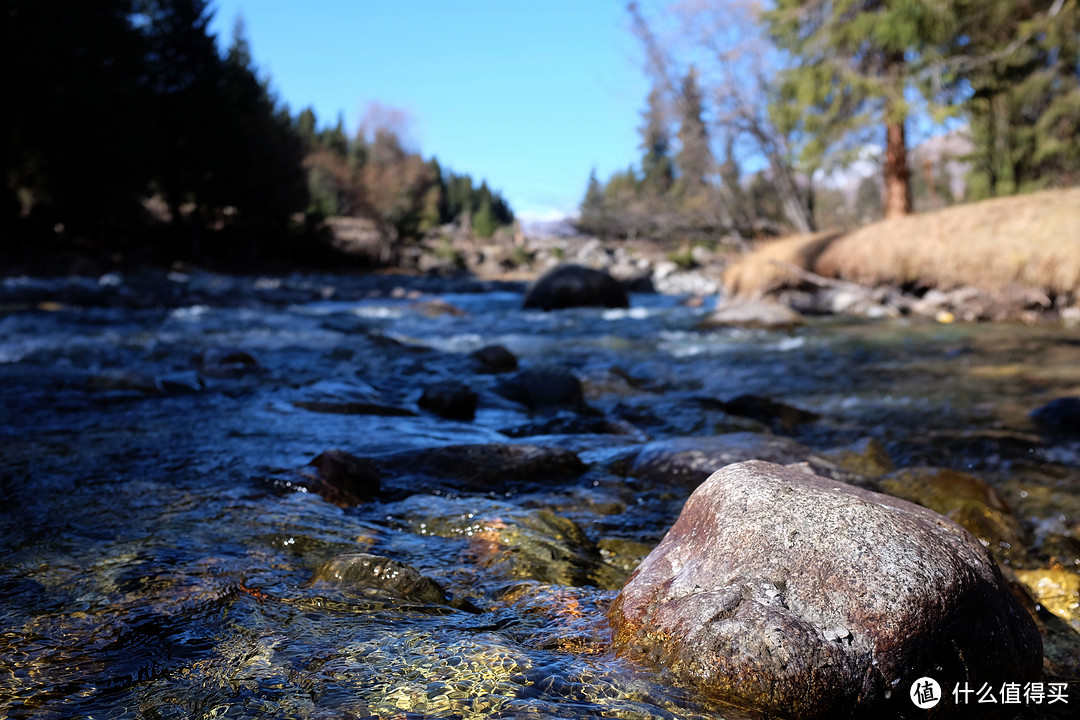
(523, 264, 629, 311)
(609, 461, 1041, 719)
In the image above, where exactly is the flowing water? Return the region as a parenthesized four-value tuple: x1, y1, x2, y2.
(1, 269, 1078, 719)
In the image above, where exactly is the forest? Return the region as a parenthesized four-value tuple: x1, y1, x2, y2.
(4, 0, 513, 268)
(579, 0, 1080, 242)
(6, 1, 1078, 270)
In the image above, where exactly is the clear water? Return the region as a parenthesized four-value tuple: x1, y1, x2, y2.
(1, 270, 1077, 718)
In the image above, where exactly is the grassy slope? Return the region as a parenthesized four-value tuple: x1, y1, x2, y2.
(723, 187, 1080, 300)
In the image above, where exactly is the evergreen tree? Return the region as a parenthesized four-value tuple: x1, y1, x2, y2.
(139, 0, 225, 224)
(639, 86, 674, 195)
(578, 169, 607, 231)
(943, 0, 1080, 196)
(295, 107, 318, 151)
(472, 182, 497, 238)
(7, 0, 150, 238)
(210, 17, 307, 228)
(766, 0, 954, 219)
(674, 66, 712, 196)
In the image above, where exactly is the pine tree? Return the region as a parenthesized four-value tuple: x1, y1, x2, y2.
(944, 0, 1080, 196)
(472, 184, 497, 239)
(578, 169, 607, 233)
(674, 66, 712, 196)
(639, 86, 674, 196)
(766, 0, 953, 219)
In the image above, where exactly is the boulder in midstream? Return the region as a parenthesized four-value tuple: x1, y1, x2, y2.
(608, 460, 1042, 719)
(522, 263, 629, 311)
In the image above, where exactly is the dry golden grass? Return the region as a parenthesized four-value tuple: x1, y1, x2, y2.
(724, 187, 1080, 299)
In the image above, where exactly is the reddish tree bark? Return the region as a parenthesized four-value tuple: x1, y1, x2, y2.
(883, 119, 912, 218)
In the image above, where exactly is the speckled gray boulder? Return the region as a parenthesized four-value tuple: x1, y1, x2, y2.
(609, 460, 1041, 719)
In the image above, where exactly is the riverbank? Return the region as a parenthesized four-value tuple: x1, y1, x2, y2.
(4, 186, 1078, 324)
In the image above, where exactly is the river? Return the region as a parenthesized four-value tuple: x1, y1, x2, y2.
(1, 269, 1077, 718)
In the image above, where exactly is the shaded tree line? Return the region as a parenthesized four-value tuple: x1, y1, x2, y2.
(4, 0, 513, 266)
(581, 0, 1079, 241)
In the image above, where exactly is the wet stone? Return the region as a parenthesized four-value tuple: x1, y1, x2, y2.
(469, 344, 518, 374)
(193, 347, 260, 377)
(495, 365, 588, 412)
(419, 380, 478, 421)
(297, 449, 381, 507)
(819, 436, 895, 478)
(383, 495, 625, 589)
(374, 443, 587, 497)
(311, 552, 480, 613)
(608, 460, 1042, 719)
(713, 394, 820, 434)
(1031, 396, 1080, 437)
(522, 263, 629, 311)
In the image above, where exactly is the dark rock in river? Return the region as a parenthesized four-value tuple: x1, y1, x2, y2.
(297, 449, 381, 507)
(496, 365, 587, 412)
(710, 394, 820, 434)
(193, 347, 260, 377)
(1031, 396, 1080, 436)
(376, 443, 587, 496)
(311, 552, 480, 613)
(419, 380, 478, 421)
(522, 264, 629, 311)
(608, 460, 1042, 719)
(292, 400, 418, 417)
(470, 344, 518, 373)
(499, 414, 642, 439)
(625, 431, 863, 489)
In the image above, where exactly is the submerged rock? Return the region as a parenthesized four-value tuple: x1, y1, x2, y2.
(384, 495, 624, 589)
(625, 431, 862, 488)
(295, 449, 381, 507)
(820, 437, 895, 478)
(292, 400, 418, 417)
(522, 263, 629, 311)
(311, 552, 480, 613)
(495, 365, 587, 412)
(1015, 568, 1080, 632)
(419, 380, 478, 420)
(715, 394, 820, 433)
(1031, 396, 1080, 436)
(376, 443, 587, 497)
(193, 347, 260, 377)
(470, 344, 518, 373)
(608, 460, 1042, 718)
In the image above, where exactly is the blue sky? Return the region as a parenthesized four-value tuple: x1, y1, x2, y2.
(207, 0, 654, 221)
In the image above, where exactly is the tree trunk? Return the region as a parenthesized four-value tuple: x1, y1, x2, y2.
(883, 119, 912, 218)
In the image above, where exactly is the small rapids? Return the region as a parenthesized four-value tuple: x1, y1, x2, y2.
(1, 269, 1077, 718)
